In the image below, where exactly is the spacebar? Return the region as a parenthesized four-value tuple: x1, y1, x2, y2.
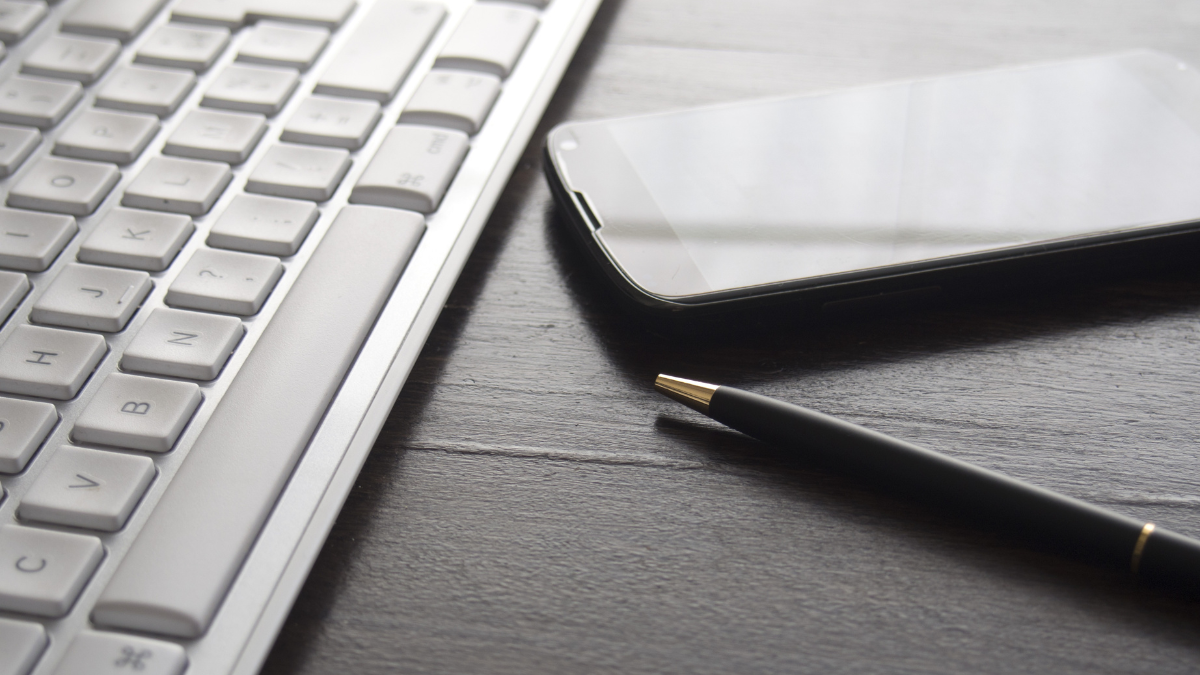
(93, 205, 425, 638)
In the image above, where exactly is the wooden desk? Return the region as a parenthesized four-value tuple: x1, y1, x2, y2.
(263, 1, 1200, 672)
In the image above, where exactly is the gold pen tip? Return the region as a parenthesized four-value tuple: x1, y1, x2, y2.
(654, 374, 718, 414)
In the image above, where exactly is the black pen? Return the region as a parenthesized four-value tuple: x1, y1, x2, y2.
(655, 374, 1200, 594)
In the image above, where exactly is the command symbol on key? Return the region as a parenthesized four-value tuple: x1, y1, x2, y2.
(114, 646, 152, 670)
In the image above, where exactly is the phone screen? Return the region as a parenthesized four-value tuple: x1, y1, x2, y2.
(582, 52, 1200, 296)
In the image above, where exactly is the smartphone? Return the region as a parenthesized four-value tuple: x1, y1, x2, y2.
(545, 50, 1200, 316)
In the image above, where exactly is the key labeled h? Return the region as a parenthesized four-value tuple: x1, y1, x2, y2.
(26, 350, 56, 365)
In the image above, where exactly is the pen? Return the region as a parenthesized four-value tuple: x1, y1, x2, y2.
(655, 374, 1200, 594)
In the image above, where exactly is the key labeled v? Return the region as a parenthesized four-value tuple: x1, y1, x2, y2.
(169, 331, 199, 346)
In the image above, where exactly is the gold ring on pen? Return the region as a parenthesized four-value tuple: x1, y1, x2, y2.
(1131, 522, 1156, 575)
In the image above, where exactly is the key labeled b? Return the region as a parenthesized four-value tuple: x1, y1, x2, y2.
(73, 373, 201, 452)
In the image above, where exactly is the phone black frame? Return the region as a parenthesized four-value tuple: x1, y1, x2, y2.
(543, 52, 1200, 320)
(545, 141, 1200, 321)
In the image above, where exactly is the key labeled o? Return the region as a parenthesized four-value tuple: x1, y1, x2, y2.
(50, 175, 75, 188)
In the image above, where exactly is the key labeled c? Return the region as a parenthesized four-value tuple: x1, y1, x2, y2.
(15, 556, 46, 573)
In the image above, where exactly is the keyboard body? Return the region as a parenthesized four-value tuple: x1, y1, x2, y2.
(0, 0, 601, 673)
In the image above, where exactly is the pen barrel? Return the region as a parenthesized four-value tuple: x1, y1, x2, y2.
(710, 387, 1200, 587)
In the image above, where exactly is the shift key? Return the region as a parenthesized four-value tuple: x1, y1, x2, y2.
(349, 125, 468, 213)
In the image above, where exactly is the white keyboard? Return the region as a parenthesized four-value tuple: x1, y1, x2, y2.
(0, 0, 601, 673)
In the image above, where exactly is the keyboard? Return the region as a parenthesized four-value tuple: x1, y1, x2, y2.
(0, 0, 601, 673)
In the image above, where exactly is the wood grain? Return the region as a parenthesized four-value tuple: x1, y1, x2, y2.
(263, 1, 1200, 673)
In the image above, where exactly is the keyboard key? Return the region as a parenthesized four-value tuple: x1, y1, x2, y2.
(0, 208, 76, 271)
(54, 109, 159, 164)
(122, 156, 232, 215)
(0, 524, 103, 617)
(0, 76, 82, 129)
(31, 263, 152, 332)
(350, 124, 469, 213)
(171, 0, 356, 29)
(135, 24, 229, 72)
(56, 631, 187, 675)
(165, 248, 282, 315)
(435, 3, 539, 78)
(281, 96, 378, 149)
(245, 143, 350, 201)
(400, 69, 501, 135)
(72, 373, 201, 452)
(121, 308, 242, 380)
(247, 0, 356, 29)
(201, 63, 298, 116)
(0, 1, 45, 44)
(314, 0, 444, 102)
(0, 617, 47, 675)
(0, 124, 40, 176)
(78, 208, 193, 272)
(171, 0, 246, 28)
(61, 0, 166, 42)
(0, 325, 106, 399)
(18, 445, 155, 530)
(207, 192, 317, 255)
(95, 65, 195, 117)
(237, 21, 328, 71)
(21, 34, 121, 84)
(0, 397, 55, 474)
(163, 108, 266, 164)
(94, 205, 424, 638)
(7, 157, 120, 216)
(0, 270, 27, 321)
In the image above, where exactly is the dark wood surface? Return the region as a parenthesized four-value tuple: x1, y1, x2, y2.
(263, 1, 1200, 673)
